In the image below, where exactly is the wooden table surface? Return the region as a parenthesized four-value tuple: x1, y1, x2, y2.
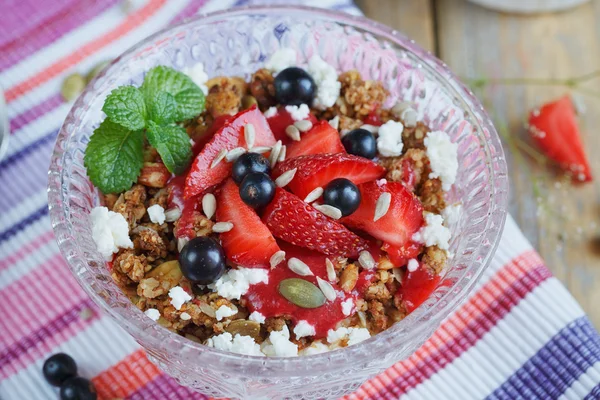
(357, 0, 600, 327)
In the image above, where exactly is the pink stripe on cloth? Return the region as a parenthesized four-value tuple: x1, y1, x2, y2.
(126, 373, 210, 400)
(0, 230, 54, 272)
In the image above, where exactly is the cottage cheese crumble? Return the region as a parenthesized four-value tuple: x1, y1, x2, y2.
(207, 332, 264, 356)
(215, 305, 237, 321)
(208, 267, 269, 300)
(265, 48, 297, 74)
(327, 327, 371, 346)
(293, 320, 316, 339)
(144, 308, 160, 321)
(412, 212, 451, 250)
(168, 286, 192, 310)
(424, 131, 458, 191)
(341, 298, 354, 316)
(261, 325, 298, 357)
(90, 206, 133, 260)
(299, 341, 330, 355)
(248, 311, 266, 324)
(264, 106, 277, 118)
(182, 62, 209, 95)
(285, 104, 310, 121)
(407, 259, 419, 272)
(307, 55, 341, 110)
(147, 204, 165, 224)
(377, 120, 405, 157)
(442, 204, 462, 226)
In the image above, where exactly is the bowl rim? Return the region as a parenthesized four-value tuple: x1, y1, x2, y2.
(48, 4, 508, 372)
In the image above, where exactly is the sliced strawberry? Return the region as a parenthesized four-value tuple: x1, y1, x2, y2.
(400, 158, 417, 191)
(185, 106, 276, 198)
(395, 264, 440, 313)
(285, 121, 345, 159)
(262, 188, 370, 258)
(364, 108, 383, 126)
(342, 180, 424, 247)
(383, 241, 423, 267)
(272, 153, 386, 200)
(216, 179, 280, 267)
(528, 95, 592, 182)
(266, 107, 318, 144)
(191, 114, 233, 156)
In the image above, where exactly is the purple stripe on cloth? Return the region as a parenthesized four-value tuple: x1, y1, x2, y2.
(10, 94, 63, 133)
(126, 373, 210, 400)
(0, 0, 119, 71)
(584, 383, 600, 400)
(487, 317, 600, 400)
(170, 0, 211, 23)
(0, 299, 98, 370)
(0, 130, 57, 171)
(0, 206, 48, 243)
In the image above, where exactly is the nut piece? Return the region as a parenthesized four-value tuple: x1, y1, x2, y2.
(339, 263, 359, 293)
(225, 320, 261, 340)
(138, 162, 170, 188)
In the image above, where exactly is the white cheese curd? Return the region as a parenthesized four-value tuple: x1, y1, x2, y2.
(327, 327, 349, 344)
(144, 308, 160, 321)
(442, 204, 462, 226)
(180, 312, 191, 321)
(261, 325, 298, 357)
(341, 298, 354, 316)
(147, 204, 165, 225)
(407, 259, 419, 272)
(377, 120, 405, 157)
(299, 341, 330, 356)
(249, 311, 266, 324)
(307, 55, 341, 110)
(424, 130, 458, 191)
(215, 305, 237, 321)
(208, 267, 269, 300)
(412, 212, 451, 250)
(168, 286, 192, 310)
(293, 320, 316, 339)
(327, 327, 371, 346)
(264, 106, 278, 118)
(207, 332, 264, 356)
(265, 48, 297, 73)
(285, 104, 310, 121)
(182, 62, 209, 95)
(90, 206, 133, 260)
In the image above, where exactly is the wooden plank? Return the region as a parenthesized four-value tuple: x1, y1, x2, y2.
(435, 0, 600, 326)
(356, 0, 435, 52)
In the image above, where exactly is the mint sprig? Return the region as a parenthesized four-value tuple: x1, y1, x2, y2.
(85, 66, 205, 193)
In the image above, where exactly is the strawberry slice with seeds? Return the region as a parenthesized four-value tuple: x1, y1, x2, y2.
(528, 95, 592, 182)
(342, 180, 424, 248)
(217, 179, 280, 267)
(272, 153, 386, 200)
(286, 121, 345, 159)
(262, 188, 370, 258)
(383, 241, 422, 267)
(266, 107, 318, 144)
(395, 264, 440, 313)
(185, 106, 276, 198)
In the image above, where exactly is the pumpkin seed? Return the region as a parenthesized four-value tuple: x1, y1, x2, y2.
(85, 60, 111, 83)
(278, 278, 326, 309)
(225, 320, 261, 340)
(61, 73, 86, 102)
(241, 95, 258, 110)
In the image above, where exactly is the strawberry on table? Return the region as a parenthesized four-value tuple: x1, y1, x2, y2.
(528, 95, 592, 182)
(272, 153, 386, 200)
(262, 188, 370, 258)
(395, 263, 440, 313)
(342, 180, 424, 248)
(285, 121, 345, 159)
(185, 106, 276, 198)
(216, 179, 280, 267)
(266, 106, 318, 144)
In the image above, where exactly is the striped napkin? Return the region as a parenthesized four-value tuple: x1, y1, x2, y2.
(1, 1, 599, 399)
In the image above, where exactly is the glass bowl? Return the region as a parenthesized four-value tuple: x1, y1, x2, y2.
(47, 5, 508, 399)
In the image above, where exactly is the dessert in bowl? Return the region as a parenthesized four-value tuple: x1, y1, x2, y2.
(48, 6, 508, 399)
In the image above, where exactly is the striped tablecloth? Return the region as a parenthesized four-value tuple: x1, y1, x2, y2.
(1, 1, 599, 399)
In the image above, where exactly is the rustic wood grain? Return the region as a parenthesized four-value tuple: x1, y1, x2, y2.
(355, 0, 435, 52)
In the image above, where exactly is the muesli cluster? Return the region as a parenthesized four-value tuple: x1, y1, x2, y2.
(86, 48, 460, 357)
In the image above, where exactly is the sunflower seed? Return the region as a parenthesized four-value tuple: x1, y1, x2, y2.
(278, 278, 326, 309)
(392, 268, 404, 283)
(361, 124, 379, 134)
(180, 312, 191, 321)
(212, 221, 234, 233)
(198, 302, 216, 318)
(202, 193, 216, 219)
(269, 140, 282, 167)
(374, 192, 391, 221)
(294, 120, 313, 132)
(326, 258, 336, 282)
(357, 311, 368, 327)
(329, 115, 340, 130)
(164, 207, 182, 222)
(401, 108, 418, 127)
(285, 125, 301, 141)
(244, 123, 256, 148)
(177, 237, 189, 252)
(275, 168, 297, 187)
(303, 187, 324, 203)
(391, 101, 415, 118)
(226, 147, 247, 162)
(358, 251, 376, 270)
(278, 145, 287, 162)
(250, 146, 271, 154)
(270, 250, 286, 269)
(316, 277, 336, 302)
(211, 149, 227, 168)
(313, 204, 342, 220)
(288, 258, 314, 276)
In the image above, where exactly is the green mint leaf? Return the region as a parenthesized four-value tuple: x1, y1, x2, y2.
(142, 66, 205, 121)
(146, 121, 192, 175)
(102, 86, 147, 130)
(147, 90, 177, 125)
(84, 119, 144, 193)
